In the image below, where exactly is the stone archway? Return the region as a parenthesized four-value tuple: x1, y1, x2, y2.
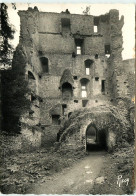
(85, 124, 98, 151)
(82, 121, 116, 152)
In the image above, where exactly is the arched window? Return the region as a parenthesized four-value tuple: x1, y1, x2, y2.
(40, 57, 49, 73)
(84, 59, 93, 75)
(28, 71, 35, 80)
(62, 82, 73, 100)
(80, 78, 90, 98)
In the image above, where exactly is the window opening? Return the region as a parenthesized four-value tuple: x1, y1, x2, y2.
(80, 78, 89, 98)
(61, 18, 70, 28)
(105, 44, 111, 55)
(52, 115, 60, 125)
(86, 68, 90, 75)
(40, 57, 49, 73)
(76, 46, 81, 55)
(95, 54, 98, 59)
(94, 26, 98, 33)
(102, 80, 105, 93)
(75, 39, 84, 55)
(95, 77, 99, 81)
(62, 104, 67, 115)
(73, 76, 78, 80)
(81, 85, 87, 98)
(28, 71, 35, 80)
(82, 100, 88, 107)
(74, 100, 78, 103)
(84, 59, 93, 75)
(94, 17, 99, 33)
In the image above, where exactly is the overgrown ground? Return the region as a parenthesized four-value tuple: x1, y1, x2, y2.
(0, 140, 135, 194)
(0, 144, 85, 194)
(91, 144, 135, 194)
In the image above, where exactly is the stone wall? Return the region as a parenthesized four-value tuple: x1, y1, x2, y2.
(10, 8, 134, 150)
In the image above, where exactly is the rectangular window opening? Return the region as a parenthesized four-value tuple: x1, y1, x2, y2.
(105, 45, 111, 54)
(86, 68, 90, 75)
(76, 46, 81, 55)
(74, 100, 78, 103)
(75, 39, 83, 55)
(102, 80, 105, 93)
(82, 85, 87, 97)
(82, 91, 87, 98)
(62, 104, 67, 115)
(94, 25, 98, 33)
(61, 18, 70, 28)
(52, 115, 60, 125)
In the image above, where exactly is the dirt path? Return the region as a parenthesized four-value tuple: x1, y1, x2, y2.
(28, 151, 106, 194)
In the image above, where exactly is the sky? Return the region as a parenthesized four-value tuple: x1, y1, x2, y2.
(7, 3, 135, 60)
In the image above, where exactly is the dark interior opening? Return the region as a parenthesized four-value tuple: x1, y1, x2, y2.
(95, 77, 99, 81)
(82, 100, 88, 107)
(68, 112, 72, 118)
(28, 71, 35, 80)
(75, 39, 84, 55)
(61, 18, 70, 27)
(84, 59, 93, 75)
(101, 80, 105, 93)
(95, 54, 98, 59)
(86, 125, 98, 151)
(94, 17, 99, 26)
(52, 115, 60, 125)
(72, 52, 76, 58)
(86, 125, 107, 151)
(74, 100, 78, 103)
(73, 76, 78, 80)
(62, 82, 73, 100)
(97, 129, 107, 150)
(105, 45, 111, 54)
(40, 57, 49, 73)
(31, 94, 36, 101)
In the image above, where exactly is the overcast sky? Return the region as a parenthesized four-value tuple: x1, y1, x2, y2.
(7, 3, 135, 60)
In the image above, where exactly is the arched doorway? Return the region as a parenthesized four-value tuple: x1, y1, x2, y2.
(85, 124, 107, 151)
(85, 124, 98, 151)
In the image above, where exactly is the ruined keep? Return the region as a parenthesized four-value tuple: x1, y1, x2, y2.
(11, 7, 134, 150)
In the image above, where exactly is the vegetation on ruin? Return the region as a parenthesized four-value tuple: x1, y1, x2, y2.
(58, 104, 134, 147)
(1, 45, 31, 135)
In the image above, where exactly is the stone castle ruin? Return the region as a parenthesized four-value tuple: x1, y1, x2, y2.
(5, 7, 134, 151)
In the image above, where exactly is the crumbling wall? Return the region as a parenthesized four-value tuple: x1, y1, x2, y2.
(14, 8, 134, 150)
(109, 10, 125, 99)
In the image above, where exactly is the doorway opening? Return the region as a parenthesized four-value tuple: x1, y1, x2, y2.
(85, 124, 107, 151)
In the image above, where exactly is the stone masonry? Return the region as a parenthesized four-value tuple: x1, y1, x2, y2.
(13, 7, 135, 147)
